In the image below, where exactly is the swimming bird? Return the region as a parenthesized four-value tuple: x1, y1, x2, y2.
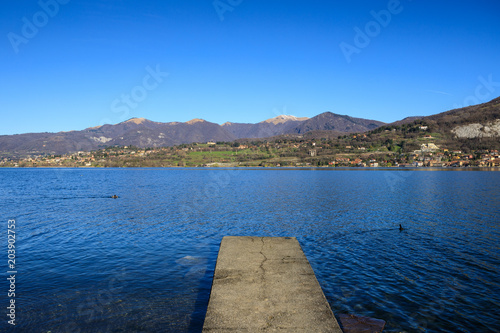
(111, 195, 118, 199)
(399, 224, 404, 231)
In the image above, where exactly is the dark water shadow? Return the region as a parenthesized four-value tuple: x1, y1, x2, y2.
(187, 251, 218, 332)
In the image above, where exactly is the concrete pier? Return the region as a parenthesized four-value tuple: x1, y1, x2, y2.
(202, 236, 343, 332)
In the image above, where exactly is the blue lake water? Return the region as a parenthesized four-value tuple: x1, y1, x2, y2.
(1, 168, 499, 332)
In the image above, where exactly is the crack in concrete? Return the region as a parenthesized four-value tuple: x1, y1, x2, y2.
(259, 237, 268, 302)
(259, 237, 268, 274)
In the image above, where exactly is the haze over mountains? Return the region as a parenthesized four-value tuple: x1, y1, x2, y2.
(1, 97, 499, 158)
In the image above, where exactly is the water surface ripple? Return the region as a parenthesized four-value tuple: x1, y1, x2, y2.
(1, 168, 499, 332)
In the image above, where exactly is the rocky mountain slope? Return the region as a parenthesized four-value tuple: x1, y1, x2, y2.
(424, 96, 500, 138)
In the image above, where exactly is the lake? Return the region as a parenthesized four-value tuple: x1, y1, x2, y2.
(1, 168, 499, 332)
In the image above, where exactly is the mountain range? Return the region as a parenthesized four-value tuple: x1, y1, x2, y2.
(1, 97, 499, 158)
(0, 112, 384, 157)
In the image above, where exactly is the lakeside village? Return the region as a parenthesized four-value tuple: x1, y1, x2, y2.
(2, 137, 500, 169)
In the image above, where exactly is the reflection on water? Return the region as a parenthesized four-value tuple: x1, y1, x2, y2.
(1, 168, 499, 332)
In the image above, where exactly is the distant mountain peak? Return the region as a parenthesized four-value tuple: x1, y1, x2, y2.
(322, 111, 346, 117)
(186, 118, 206, 125)
(261, 115, 309, 125)
(124, 117, 148, 125)
(290, 112, 386, 134)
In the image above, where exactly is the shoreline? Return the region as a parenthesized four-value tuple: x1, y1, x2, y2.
(1, 166, 499, 171)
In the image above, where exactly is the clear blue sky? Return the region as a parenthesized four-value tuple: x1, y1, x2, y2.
(1, 0, 499, 135)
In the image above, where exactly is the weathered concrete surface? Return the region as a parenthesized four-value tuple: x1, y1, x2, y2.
(202, 236, 343, 332)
